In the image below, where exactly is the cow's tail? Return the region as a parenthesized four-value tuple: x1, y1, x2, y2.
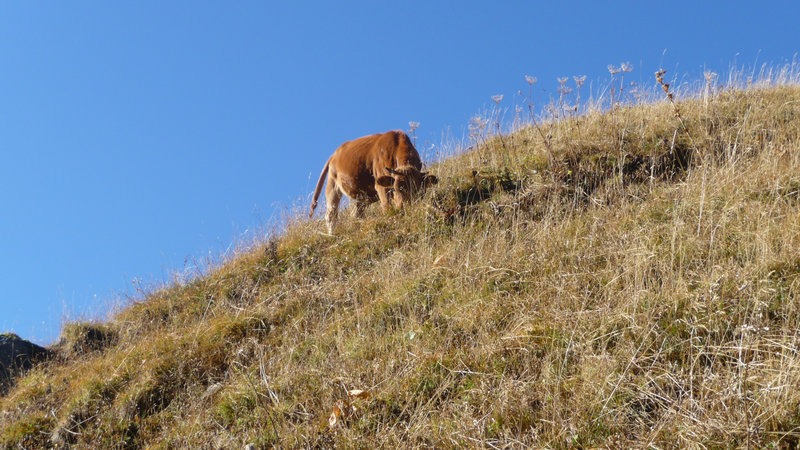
(309, 158, 331, 219)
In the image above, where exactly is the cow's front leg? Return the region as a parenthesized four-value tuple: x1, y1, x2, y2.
(376, 185, 393, 212)
(351, 201, 368, 218)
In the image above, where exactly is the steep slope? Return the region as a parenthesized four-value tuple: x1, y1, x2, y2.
(3, 84, 800, 448)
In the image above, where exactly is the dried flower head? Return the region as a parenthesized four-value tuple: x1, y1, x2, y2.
(620, 62, 633, 73)
(525, 75, 538, 85)
(704, 71, 718, 82)
(408, 121, 420, 132)
(573, 75, 587, 87)
(608, 65, 620, 75)
(469, 115, 489, 129)
(655, 69, 667, 84)
(491, 94, 503, 104)
(654, 69, 673, 100)
(557, 77, 568, 86)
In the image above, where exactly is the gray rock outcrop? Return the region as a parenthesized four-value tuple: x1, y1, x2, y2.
(0, 333, 52, 394)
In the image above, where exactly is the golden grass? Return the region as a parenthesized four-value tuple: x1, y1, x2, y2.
(3, 69, 800, 448)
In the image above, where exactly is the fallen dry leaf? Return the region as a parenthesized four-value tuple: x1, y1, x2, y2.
(329, 390, 372, 429)
(347, 389, 370, 400)
(328, 400, 346, 428)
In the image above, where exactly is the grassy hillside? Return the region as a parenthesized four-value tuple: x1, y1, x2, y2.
(4, 73, 800, 448)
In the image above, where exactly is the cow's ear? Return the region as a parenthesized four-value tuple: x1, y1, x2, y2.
(424, 174, 439, 186)
(376, 175, 394, 187)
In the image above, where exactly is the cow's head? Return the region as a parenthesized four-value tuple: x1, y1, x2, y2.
(376, 166, 438, 207)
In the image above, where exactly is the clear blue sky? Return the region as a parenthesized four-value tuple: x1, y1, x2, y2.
(1, 2, 798, 344)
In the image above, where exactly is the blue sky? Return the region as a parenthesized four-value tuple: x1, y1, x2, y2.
(1, 2, 798, 344)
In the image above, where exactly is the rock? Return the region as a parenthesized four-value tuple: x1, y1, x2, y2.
(0, 332, 52, 394)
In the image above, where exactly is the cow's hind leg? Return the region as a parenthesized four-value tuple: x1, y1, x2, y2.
(325, 177, 343, 234)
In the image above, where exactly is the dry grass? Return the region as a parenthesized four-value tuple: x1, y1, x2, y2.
(4, 65, 800, 448)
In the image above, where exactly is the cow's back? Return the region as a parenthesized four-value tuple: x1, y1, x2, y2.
(332, 130, 420, 176)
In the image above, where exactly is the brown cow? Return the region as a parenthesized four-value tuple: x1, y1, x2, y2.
(309, 130, 438, 233)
